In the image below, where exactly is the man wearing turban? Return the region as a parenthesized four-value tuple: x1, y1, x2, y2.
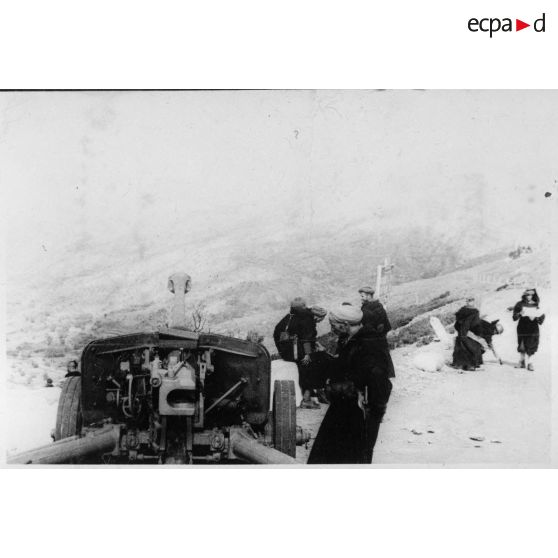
(307, 304, 393, 464)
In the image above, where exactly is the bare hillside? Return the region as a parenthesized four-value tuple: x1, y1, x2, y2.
(5, 242, 548, 392)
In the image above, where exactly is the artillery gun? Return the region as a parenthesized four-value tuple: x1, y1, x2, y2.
(9, 272, 308, 465)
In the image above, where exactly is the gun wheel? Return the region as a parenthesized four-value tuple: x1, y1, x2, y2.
(273, 380, 296, 458)
(54, 376, 82, 441)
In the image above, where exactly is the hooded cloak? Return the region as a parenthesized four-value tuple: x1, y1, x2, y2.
(452, 305, 484, 370)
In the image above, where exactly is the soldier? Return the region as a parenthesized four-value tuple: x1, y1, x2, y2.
(307, 304, 393, 464)
(273, 298, 318, 408)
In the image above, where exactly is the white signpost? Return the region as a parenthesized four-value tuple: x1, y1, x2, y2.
(375, 257, 394, 303)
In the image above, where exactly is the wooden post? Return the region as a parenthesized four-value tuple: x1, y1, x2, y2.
(375, 264, 383, 299)
(376, 257, 394, 304)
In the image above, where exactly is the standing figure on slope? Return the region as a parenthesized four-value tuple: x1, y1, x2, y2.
(513, 288, 545, 371)
(358, 286, 395, 379)
(452, 296, 487, 371)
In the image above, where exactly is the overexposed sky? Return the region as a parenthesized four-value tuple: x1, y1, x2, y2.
(2, 90, 556, 271)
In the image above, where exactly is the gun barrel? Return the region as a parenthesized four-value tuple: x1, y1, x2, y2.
(7, 426, 120, 465)
(230, 430, 297, 464)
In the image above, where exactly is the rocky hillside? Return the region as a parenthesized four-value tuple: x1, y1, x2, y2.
(5, 223, 549, 386)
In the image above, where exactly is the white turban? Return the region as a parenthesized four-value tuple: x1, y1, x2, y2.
(329, 304, 363, 325)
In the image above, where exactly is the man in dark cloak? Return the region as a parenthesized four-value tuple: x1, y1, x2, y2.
(452, 297, 485, 371)
(307, 304, 393, 464)
(470, 319, 504, 365)
(513, 288, 545, 371)
(358, 286, 395, 378)
(273, 298, 319, 408)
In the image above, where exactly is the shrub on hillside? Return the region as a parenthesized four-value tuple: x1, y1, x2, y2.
(389, 317, 435, 349)
(390, 291, 455, 329)
(390, 303, 460, 349)
(315, 293, 458, 351)
(44, 346, 66, 358)
(70, 331, 98, 350)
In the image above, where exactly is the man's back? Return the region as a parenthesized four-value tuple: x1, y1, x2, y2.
(273, 308, 314, 361)
(361, 300, 392, 337)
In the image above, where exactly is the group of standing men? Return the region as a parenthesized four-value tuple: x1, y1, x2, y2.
(273, 287, 395, 464)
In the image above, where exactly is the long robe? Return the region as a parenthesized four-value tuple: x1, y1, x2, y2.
(452, 306, 484, 370)
(307, 329, 392, 464)
(303, 351, 333, 391)
(513, 299, 545, 355)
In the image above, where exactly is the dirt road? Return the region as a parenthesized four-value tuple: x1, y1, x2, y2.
(5, 289, 551, 466)
(297, 289, 551, 466)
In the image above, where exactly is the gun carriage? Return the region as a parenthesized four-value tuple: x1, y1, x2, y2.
(9, 273, 307, 465)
